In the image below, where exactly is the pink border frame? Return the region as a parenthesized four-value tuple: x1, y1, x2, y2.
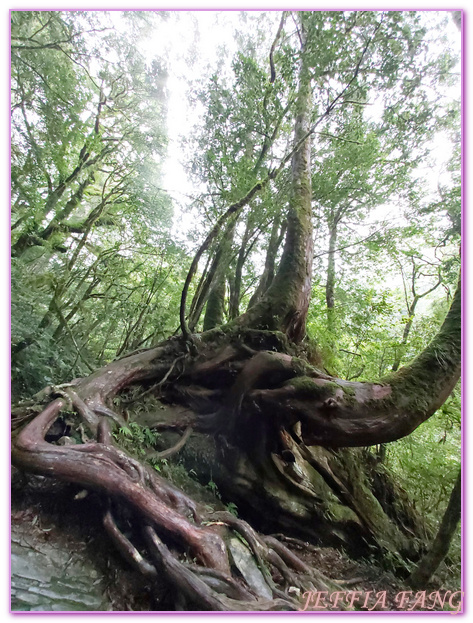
(8, 6, 465, 616)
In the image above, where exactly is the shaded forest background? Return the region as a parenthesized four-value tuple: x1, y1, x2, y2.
(10, 9, 461, 604)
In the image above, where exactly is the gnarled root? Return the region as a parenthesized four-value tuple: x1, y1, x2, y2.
(11, 332, 428, 609)
(11, 385, 342, 611)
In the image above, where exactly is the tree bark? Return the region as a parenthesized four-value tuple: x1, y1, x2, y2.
(203, 276, 226, 331)
(248, 215, 285, 309)
(241, 15, 314, 343)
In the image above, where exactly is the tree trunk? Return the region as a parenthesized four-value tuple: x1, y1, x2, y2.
(326, 224, 338, 333)
(188, 249, 221, 331)
(408, 469, 461, 589)
(248, 215, 285, 309)
(202, 218, 236, 330)
(189, 217, 236, 331)
(228, 216, 253, 320)
(203, 276, 226, 331)
(241, 16, 313, 343)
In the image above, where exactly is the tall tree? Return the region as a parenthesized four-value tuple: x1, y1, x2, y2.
(11, 10, 177, 395)
(12, 10, 461, 612)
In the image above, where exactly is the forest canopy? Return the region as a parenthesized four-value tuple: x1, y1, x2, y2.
(11, 10, 461, 613)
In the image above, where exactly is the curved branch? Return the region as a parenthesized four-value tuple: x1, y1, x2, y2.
(269, 12, 287, 83)
(247, 276, 460, 447)
(12, 400, 230, 572)
(179, 178, 271, 341)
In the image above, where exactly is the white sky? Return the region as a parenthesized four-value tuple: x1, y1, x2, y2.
(123, 9, 462, 249)
(148, 12, 241, 202)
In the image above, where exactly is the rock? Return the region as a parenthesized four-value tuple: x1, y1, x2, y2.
(227, 536, 272, 600)
(57, 436, 77, 445)
(11, 524, 107, 611)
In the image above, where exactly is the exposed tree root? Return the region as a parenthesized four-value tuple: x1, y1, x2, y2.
(11, 347, 349, 610)
(103, 504, 158, 579)
(12, 322, 453, 610)
(146, 426, 193, 461)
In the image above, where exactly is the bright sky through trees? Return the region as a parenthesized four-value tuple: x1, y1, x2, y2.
(9, 9, 463, 610)
(132, 10, 461, 241)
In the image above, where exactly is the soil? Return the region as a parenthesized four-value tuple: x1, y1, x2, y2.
(11, 465, 461, 613)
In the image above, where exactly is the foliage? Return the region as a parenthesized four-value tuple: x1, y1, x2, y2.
(11, 9, 461, 593)
(387, 390, 461, 583)
(11, 11, 189, 397)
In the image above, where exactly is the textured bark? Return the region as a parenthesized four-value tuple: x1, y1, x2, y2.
(248, 215, 285, 309)
(241, 16, 314, 343)
(11, 344, 345, 611)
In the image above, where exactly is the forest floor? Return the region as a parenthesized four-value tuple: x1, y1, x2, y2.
(10, 466, 460, 613)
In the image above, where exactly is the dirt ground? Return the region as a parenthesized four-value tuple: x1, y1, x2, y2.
(10, 467, 461, 613)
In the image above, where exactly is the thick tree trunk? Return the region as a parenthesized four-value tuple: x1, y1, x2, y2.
(408, 469, 461, 589)
(241, 16, 313, 343)
(248, 215, 285, 309)
(250, 275, 461, 447)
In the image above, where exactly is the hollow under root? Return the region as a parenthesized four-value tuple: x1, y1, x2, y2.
(11, 383, 346, 611)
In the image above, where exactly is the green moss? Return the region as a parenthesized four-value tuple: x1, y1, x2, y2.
(324, 381, 342, 391)
(290, 356, 312, 376)
(324, 501, 360, 524)
(285, 375, 334, 399)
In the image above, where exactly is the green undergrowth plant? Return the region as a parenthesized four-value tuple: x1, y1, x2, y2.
(113, 421, 161, 458)
(385, 395, 461, 585)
